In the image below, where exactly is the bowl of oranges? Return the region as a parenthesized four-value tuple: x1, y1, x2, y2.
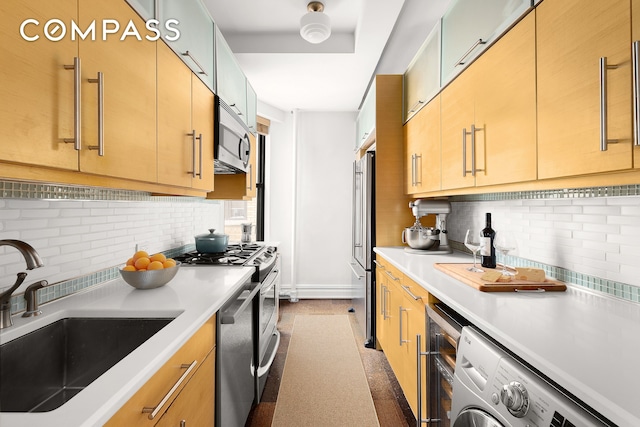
(119, 251, 180, 289)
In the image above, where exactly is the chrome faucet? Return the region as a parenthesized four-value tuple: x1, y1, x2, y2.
(0, 240, 45, 329)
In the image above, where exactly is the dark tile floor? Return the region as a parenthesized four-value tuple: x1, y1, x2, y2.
(245, 299, 416, 427)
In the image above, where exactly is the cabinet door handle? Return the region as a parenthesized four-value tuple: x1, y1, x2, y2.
(63, 57, 81, 150)
(462, 128, 470, 177)
(599, 57, 620, 151)
(198, 133, 203, 179)
(456, 38, 486, 67)
(411, 154, 416, 186)
(415, 153, 422, 186)
(633, 42, 640, 147)
(181, 50, 208, 76)
(142, 360, 197, 420)
(87, 72, 104, 156)
(247, 164, 252, 190)
(373, 260, 384, 269)
(229, 103, 243, 116)
(471, 124, 484, 176)
(187, 130, 197, 178)
(408, 100, 425, 114)
(401, 285, 422, 301)
(384, 270, 400, 281)
(383, 286, 389, 319)
(399, 306, 409, 345)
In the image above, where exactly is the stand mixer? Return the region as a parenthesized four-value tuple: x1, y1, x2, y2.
(403, 199, 452, 254)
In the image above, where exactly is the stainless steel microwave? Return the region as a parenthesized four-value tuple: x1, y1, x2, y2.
(214, 96, 251, 174)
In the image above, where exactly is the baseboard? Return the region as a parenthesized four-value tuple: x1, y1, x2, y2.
(279, 283, 358, 300)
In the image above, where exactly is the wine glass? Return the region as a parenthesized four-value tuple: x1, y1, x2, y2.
(464, 229, 484, 273)
(493, 231, 517, 276)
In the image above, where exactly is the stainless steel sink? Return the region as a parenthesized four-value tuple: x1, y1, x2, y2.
(0, 317, 173, 412)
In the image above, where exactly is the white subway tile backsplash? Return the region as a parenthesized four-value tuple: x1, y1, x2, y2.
(449, 193, 640, 294)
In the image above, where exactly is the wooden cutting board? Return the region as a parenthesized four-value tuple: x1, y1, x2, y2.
(435, 263, 567, 292)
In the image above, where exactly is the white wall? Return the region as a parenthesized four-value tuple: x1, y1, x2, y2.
(0, 198, 223, 294)
(265, 107, 357, 298)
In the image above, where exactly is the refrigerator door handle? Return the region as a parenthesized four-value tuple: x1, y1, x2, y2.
(349, 261, 365, 279)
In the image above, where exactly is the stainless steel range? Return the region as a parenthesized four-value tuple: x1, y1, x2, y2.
(175, 243, 280, 427)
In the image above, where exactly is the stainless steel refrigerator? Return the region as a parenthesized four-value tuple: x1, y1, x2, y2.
(349, 151, 375, 348)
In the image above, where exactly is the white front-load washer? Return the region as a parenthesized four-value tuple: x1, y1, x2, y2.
(451, 327, 609, 427)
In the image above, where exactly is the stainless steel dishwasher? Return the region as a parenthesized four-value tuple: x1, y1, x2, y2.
(216, 279, 261, 427)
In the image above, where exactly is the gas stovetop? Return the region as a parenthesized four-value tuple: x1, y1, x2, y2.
(174, 244, 265, 266)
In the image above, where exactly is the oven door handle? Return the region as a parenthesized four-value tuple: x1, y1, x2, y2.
(220, 285, 260, 324)
(260, 268, 279, 295)
(257, 330, 281, 377)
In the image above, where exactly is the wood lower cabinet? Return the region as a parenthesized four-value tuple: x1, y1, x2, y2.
(155, 349, 215, 427)
(105, 316, 215, 427)
(537, 0, 632, 179)
(375, 256, 430, 419)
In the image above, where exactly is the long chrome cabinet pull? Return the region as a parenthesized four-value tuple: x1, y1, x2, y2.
(399, 306, 409, 345)
(142, 360, 197, 419)
(411, 154, 416, 186)
(456, 38, 486, 67)
(229, 103, 243, 116)
(383, 286, 389, 319)
(247, 164, 252, 190)
(408, 99, 424, 114)
(414, 154, 422, 186)
(462, 128, 470, 176)
(181, 51, 208, 76)
(471, 124, 484, 176)
(600, 56, 620, 151)
(87, 72, 104, 156)
(633, 41, 640, 147)
(198, 133, 203, 179)
(384, 270, 400, 281)
(63, 57, 81, 150)
(187, 130, 197, 178)
(401, 285, 422, 300)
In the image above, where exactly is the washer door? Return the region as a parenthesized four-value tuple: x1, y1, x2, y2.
(453, 408, 504, 427)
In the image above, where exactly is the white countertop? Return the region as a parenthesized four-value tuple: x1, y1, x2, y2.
(0, 265, 254, 427)
(375, 247, 639, 427)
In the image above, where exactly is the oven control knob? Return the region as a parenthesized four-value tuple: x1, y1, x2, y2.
(500, 381, 529, 418)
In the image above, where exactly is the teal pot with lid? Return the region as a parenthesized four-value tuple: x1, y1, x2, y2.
(195, 229, 229, 253)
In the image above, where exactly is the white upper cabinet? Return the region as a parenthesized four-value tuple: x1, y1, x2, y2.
(246, 80, 257, 134)
(216, 26, 248, 123)
(125, 0, 155, 20)
(159, 0, 215, 91)
(440, 0, 531, 86)
(404, 20, 441, 122)
(355, 84, 376, 150)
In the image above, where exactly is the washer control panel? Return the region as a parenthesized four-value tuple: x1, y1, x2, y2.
(453, 327, 607, 427)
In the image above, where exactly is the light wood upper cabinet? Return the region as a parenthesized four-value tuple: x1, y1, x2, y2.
(404, 95, 441, 194)
(77, 0, 157, 182)
(473, 11, 537, 187)
(0, 0, 78, 170)
(157, 42, 214, 191)
(441, 66, 475, 191)
(537, 0, 632, 179)
(191, 74, 215, 191)
(441, 12, 536, 191)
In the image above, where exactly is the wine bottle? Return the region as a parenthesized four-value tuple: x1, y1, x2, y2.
(481, 213, 496, 268)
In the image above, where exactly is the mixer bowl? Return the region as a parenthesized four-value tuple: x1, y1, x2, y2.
(402, 226, 440, 250)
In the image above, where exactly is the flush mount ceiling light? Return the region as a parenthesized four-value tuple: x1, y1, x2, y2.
(300, 1, 331, 44)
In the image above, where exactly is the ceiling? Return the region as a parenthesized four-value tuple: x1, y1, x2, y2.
(202, 0, 452, 113)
